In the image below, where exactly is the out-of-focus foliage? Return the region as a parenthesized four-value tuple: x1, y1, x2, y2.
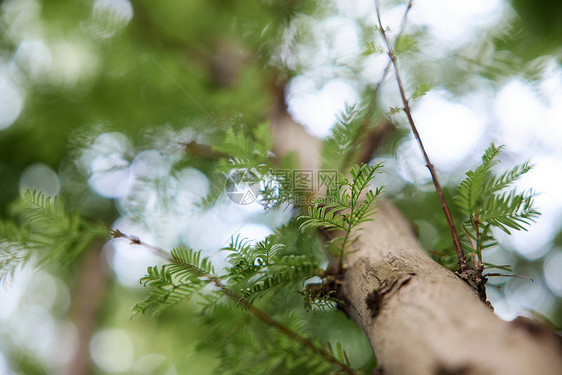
(0, 190, 106, 282)
(1, 0, 562, 374)
(0, 0, 323, 373)
(509, 0, 562, 58)
(0, 0, 315, 214)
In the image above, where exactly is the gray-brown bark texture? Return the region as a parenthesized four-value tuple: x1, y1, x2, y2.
(270, 91, 562, 375)
(342, 201, 562, 375)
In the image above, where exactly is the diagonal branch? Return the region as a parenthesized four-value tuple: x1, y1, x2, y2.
(347, 1, 414, 167)
(373, 0, 414, 96)
(373, 0, 467, 270)
(112, 230, 358, 375)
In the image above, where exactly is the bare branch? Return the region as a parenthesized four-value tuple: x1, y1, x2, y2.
(373, 0, 467, 270)
(111, 229, 172, 261)
(484, 273, 534, 281)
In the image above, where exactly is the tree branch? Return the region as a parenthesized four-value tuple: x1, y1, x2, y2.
(374, 0, 467, 270)
(113, 230, 358, 375)
(339, 200, 562, 375)
(266, 6, 562, 372)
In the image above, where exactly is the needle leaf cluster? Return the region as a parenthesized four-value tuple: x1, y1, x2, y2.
(454, 144, 540, 265)
(0, 190, 106, 283)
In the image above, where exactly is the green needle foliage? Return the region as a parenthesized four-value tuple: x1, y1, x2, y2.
(213, 121, 273, 172)
(131, 115, 384, 373)
(223, 234, 323, 303)
(135, 233, 326, 315)
(0, 220, 30, 283)
(321, 104, 364, 171)
(133, 229, 363, 374)
(300, 163, 384, 268)
(203, 120, 300, 210)
(133, 248, 216, 317)
(454, 143, 540, 265)
(199, 307, 347, 375)
(0, 190, 107, 283)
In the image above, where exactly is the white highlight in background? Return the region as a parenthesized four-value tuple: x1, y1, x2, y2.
(287, 78, 359, 138)
(90, 328, 135, 373)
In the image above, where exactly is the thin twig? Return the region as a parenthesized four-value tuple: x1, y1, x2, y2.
(217, 283, 356, 374)
(474, 210, 482, 267)
(111, 229, 173, 261)
(114, 230, 357, 375)
(348, 0, 414, 167)
(373, 0, 414, 96)
(460, 226, 478, 267)
(484, 273, 534, 281)
(374, 0, 467, 270)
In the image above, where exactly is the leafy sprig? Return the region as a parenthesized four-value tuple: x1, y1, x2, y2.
(454, 144, 539, 267)
(225, 237, 321, 303)
(0, 221, 30, 282)
(199, 307, 345, 375)
(127, 232, 359, 374)
(0, 190, 106, 283)
(206, 121, 300, 209)
(321, 104, 364, 171)
(300, 163, 384, 269)
(213, 121, 273, 171)
(133, 247, 215, 316)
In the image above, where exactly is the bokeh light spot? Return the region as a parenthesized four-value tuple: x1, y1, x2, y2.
(90, 328, 135, 373)
(544, 250, 562, 297)
(91, 0, 134, 38)
(14, 39, 52, 80)
(19, 163, 61, 196)
(0, 65, 24, 130)
(287, 78, 359, 138)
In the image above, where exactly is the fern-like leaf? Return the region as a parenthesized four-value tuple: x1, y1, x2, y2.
(170, 247, 216, 278)
(352, 186, 384, 226)
(1, 190, 106, 277)
(224, 234, 321, 303)
(479, 191, 539, 234)
(0, 221, 31, 283)
(214, 121, 273, 171)
(299, 205, 347, 232)
(484, 161, 532, 195)
(133, 265, 205, 317)
(239, 255, 320, 302)
(321, 104, 363, 171)
(299, 162, 384, 268)
(134, 247, 216, 316)
(454, 144, 503, 216)
(454, 144, 539, 265)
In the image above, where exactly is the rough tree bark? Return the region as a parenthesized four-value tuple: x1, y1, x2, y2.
(342, 201, 562, 375)
(270, 85, 562, 375)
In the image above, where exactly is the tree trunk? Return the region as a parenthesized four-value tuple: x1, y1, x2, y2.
(66, 241, 109, 375)
(269, 85, 562, 375)
(341, 201, 562, 375)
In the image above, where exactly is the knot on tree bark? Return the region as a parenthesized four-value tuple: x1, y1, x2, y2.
(457, 266, 491, 309)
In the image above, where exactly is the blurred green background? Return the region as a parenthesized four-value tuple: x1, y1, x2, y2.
(1, 0, 561, 374)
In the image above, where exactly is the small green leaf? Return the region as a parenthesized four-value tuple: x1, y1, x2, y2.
(395, 34, 416, 54)
(412, 83, 431, 99)
(388, 106, 402, 115)
(362, 41, 382, 56)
